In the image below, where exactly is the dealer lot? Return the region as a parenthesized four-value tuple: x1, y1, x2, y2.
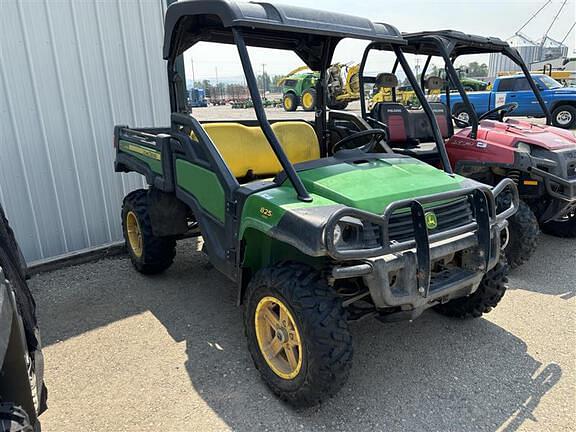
(30, 233, 574, 432)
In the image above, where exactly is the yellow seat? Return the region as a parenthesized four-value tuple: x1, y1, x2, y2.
(202, 122, 320, 178)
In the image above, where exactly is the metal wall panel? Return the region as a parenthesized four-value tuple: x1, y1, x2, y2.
(0, 0, 170, 263)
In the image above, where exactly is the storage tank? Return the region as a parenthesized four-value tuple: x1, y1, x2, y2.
(489, 34, 541, 76)
(489, 34, 569, 77)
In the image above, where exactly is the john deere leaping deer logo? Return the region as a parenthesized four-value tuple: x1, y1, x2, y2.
(425, 211, 438, 230)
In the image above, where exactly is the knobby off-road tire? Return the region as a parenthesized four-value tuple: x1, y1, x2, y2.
(497, 195, 539, 269)
(435, 258, 509, 319)
(244, 263, 353, 407)
(541, 211, 576, 238)
(122, 189, 176, 274)
(0, 205, 47, 424)
(0, 404, 34, 432)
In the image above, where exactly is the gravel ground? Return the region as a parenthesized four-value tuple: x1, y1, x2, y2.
(30, 233, 575, 432)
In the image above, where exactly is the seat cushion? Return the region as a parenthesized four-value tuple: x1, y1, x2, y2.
(202, 121, 320, 178)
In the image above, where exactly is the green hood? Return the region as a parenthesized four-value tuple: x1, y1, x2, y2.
(297, 157, 466, 214)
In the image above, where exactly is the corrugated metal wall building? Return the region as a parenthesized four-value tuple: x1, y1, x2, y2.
(0, 0, 171, 264)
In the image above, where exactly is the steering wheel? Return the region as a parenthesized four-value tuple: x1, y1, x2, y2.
(332, 129, 388, 153)
(478, 102, 518, 122)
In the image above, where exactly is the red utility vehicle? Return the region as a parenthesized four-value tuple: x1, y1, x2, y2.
(359, 31, 576, 268)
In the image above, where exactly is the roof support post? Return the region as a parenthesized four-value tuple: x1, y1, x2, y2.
(504, 48, 553, 125)
(393, 45, 454, 174)
(434, 38, 481, 139)
(316, 38, 335, 157)
(232, 27, 312, 202)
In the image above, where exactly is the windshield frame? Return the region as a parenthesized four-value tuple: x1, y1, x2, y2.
(358, 42, 454, 174)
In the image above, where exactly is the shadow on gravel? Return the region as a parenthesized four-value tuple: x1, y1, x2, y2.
(508, 234, 575, 300)
(32, 240, 563, 431)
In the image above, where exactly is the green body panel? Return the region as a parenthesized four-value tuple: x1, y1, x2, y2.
(119, 140, 162, 174)
(238, 157, 467, 272)
(175, 159, 225, 222)
(297, 158, 465, 214)
(240, 185, 338, 237)
(282, 72, 318, 97)
(241, 228, 326, 274)
(460, 77, 488, 91)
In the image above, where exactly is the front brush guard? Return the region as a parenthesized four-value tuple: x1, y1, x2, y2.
(324, 178, 519, 296)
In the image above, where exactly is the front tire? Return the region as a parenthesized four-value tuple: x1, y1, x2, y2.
(541, 211, 576, 238)
(434, 258, 509, 319)
(551, 104, 576, 129)
(244, 263, 352, 407)
(122, 189, 176, 274)
(282, 93, 298, 112)
(498, 197, 540, 269)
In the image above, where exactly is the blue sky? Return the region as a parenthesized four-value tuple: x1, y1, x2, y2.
(184, 0, 575, 81)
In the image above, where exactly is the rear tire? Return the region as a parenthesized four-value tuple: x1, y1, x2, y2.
(541, 211, 576, 238)
(498, 196, 540, 269)
(0, 404, 33, 432)
(328, 100, 348, 110)
(122, 189, 176, 274)
(551, 104, 576, 129)
(453, 105, 472, 126)
(244, 263, 352, 407)
(282, 93, 298, 112)
(434, 257, 509, 319)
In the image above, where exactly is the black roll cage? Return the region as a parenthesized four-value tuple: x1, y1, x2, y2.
(402, 33, 553, 139)
(358, 43, 454, 174)
(163, 0, 405, 202)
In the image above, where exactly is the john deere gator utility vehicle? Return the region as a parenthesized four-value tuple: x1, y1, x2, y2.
(359, 30, 575, 268)
(114, 1, 518, 407)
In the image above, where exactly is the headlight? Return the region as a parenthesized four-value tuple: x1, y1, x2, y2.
(331, 217, 381, 250)
(516, 142, 532, 154)
(332, 223, 343, 244)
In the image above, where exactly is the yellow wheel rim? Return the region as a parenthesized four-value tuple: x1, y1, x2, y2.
(126, 211, 143, 258)
(283, 96, 292, 110)
(302, 92, 314, 110)
(255, 296, 303, 380)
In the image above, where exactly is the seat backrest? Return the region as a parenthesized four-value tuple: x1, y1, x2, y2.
(371, 103, 411, 144)
(408, 103, 452, 141)
(202, 121, 320, 178)
(429, 102, 453, 138)
(373, 101, 453, 146)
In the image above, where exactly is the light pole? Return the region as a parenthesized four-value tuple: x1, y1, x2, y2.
(261, 63, 266, 98)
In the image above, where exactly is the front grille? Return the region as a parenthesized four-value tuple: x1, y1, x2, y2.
(387, 197, 474, 243)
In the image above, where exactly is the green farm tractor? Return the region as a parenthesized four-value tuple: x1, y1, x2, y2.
(115, 0, 518, 407)
(279, 67, 318, 111)
(280, 63, 360, 111)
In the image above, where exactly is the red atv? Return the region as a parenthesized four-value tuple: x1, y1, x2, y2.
(359, 31, 576, 268)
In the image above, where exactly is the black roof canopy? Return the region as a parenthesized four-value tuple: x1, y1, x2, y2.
(163, 0, 404, 69)
(401, 30, 517, 59)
